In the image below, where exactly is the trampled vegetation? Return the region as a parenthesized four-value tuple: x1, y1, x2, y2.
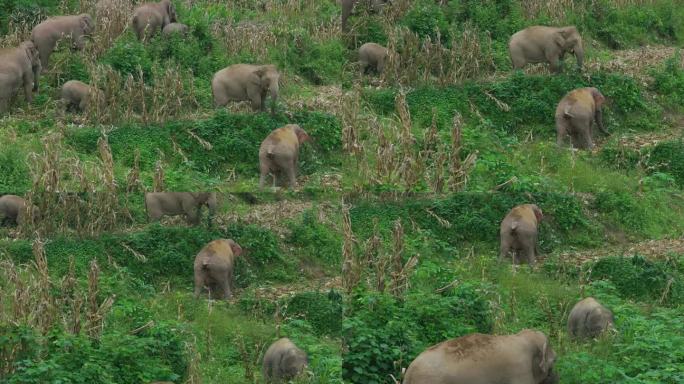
(1, 0, 683, 383)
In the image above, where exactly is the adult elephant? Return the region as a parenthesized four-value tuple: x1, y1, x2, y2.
(31, 14, 94, 69)
(509, 26, 584, 73)
(132, 0, 177, 41)
(0, 41, 41, 113)
(341, 0, 391, 31)
(403, 330, 559, 384)
(211, 64, 280, 115)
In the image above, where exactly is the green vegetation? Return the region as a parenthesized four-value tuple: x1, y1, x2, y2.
(1, 0, 684, 383)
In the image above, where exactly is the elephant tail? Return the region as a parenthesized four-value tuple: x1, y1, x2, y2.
(265, 144, 276, 158)
(510, 221, 519, 233)
(563, 105, 575, 119)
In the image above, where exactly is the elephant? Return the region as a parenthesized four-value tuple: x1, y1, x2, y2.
(30, 14, 95, 69)
(211, 64, 280, 115)
(509, 26, 584, 73)
(568, 297, 615, 339)
(162, 22, 188, 36)
(555, 87, 608, 150)
(132, 0, 177, 41)
(144, 192, 217, 225)
(259, 124, 311, 190)
(499, 204, 543, 266)
(193, 239, 243, 300)
(0, 195, 40, 226)
(262, 338, 308, 383)
(403, 329, 558, 384)
(60, 80, 104, 112)
(341, 0, 390, 31)
(0, 41, 41, 114)
(359, 42, 389, 75)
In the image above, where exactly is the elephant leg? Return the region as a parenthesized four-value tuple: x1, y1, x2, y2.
(247, 87, 262, 112)
(216, 275, 231, 300)
(546, 51, 561, 74)
(0, 98, 8, 114)
(286, 158, 297, 189)
(79, 99, 88, 112)
(556, 117, 570, 147)
(259, 160, 270, 189)
(22, 74, 34, 103)
(499, 239, 510, 262)
(525, 245, 536, 266)
(193, 273, 204, 298)
(360, 60, 369, 76)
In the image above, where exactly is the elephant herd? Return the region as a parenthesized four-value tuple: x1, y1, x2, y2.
(1, 1, 622, 383)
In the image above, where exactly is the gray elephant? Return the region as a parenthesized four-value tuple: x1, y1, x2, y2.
(193, 239, 242, 300)
(31, 14, 94, 69)
(60, 80, 104, 112)
(359, 42, 389, 75)
(0, 195, 40, 226)
(0, 41, 41, 113)
(403, 330, 558, 384)
(568, 297, 615, 339)
(162, 22, 188, 36)
(259, 124, 311, 190)
(509, 26, 584, 73)
(144, 192, 217, 225)
(341, 0, 390, 31)
(555, 87, 608, 150)
(211, 64, 280, 115)
(132, 0, 177, 41)
(500, 204, 543, 266)
(262, 338, 308, 383)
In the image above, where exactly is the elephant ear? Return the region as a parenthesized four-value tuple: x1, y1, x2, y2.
(294, 126, 311, 144)
(552, 31, 566, 49)
(590, 88, 605, 108)
(537, 340, 555, 376)
(228, 240, 243, 257)
(80, 14, 93, 32)
(531, 205, 543, 223)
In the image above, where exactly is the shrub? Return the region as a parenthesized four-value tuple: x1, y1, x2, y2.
(593, 191, 645, 233)
(103, 36, 154, 80)
(0, 145, 30, 194)
(284, 290, 343, 337)
(403, 1, 449, 42)
(588, 255, 684, 305)
(647, 139, 684, 187)
(276, 32, 347, 85)
(287, 209, 341, 265)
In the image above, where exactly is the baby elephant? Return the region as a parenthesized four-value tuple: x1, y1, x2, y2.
(162, 22, 189, 36)
(556, 87, 608, 150)
(259, 124, 311, 190)
(211, 64, 280, 115)
(262, 338, 308, 383)
(144, 192, 217, 225)
(359, 42, 389, 75)
(61, 80, 103, 112)
(0, 195, 40, 226)
(500, 204, 543, 265)
(568, 297, 615, 339)
(193, 239, 242, 300)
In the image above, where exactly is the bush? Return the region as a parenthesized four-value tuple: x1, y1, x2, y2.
(588, 255, 684, 305)
(103, 36, 153, 80)
(647, 139, 684, 187)
(287, 209, 341, 265)
(0, 145, 30, 194)
(403, 1, 449, 42)
(593, 191, 645, 232)
(284, 290, 343, 337)
(276, 32, 347, 85)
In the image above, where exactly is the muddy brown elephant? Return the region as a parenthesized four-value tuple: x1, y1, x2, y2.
(568, 297, 615, 339)
(31, 14, 94, 69)
(499, 204, 543, 266)
(132, 0, 177, 41)
(555, 87, 608, 150)
(341, 0, 390, 31)
(0, 41, 41, 113)
(60, 80, 104, 112)
(509, 26, 584, 73)
(211, 64, 280, 115)
(144, 192, 217, 225)
(359, 42, 389, 75)
(259, 124, 311, 190)
(162, 22, 188, 36)
(262, 338, 308, 383)
(193, 239, 243, 300)
(0, 195, 40, 226)
(403, 329, 558, 384)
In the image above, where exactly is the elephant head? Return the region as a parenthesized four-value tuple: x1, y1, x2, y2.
(529, 331, 557, 383)
(226, 239, 243, 257)
(254, 65, 280, 115)
(292, 125, 311, 144)
(21, 41, 41, 91)
(588, 87, 606, 132)
(557, 26, 583, 69)
(163, 0, 177, 24)
(80, 14, 95, 35)
(281, 348, 308, 378)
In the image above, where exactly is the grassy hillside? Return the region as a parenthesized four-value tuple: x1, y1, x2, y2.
(1, 0, 684, 383)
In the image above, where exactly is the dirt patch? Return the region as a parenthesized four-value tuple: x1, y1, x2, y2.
(249, 276, 343, 302)
(588, 45, 679, 84)
(559, 238, 684, 266)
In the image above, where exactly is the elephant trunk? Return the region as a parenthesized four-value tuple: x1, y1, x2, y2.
(595, 108, 608, 135)
(206, 195, 217, 227)
(573, 42, 584, 70)
(32, 62, 41, 92)
(269, 83, 279, 115)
